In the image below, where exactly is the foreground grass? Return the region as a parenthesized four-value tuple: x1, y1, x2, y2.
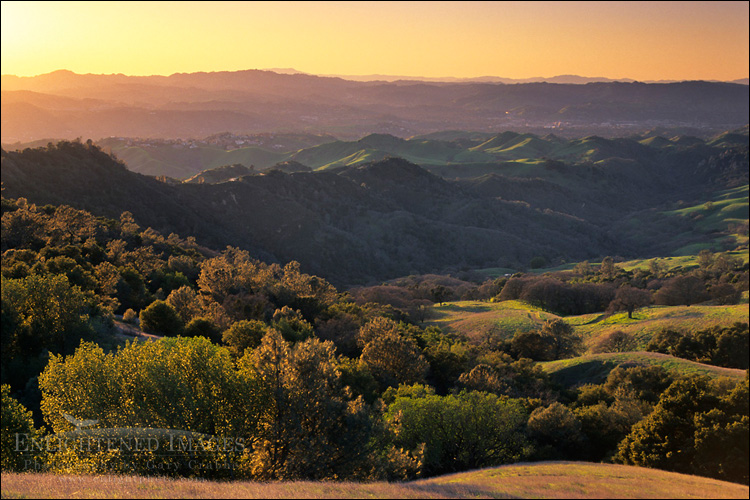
(540, 351, 746, 387)
(2, 462, 747, 499)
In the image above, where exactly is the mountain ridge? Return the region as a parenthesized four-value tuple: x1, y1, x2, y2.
(3, 70, 747, 143)
(2, 132, 747, 285)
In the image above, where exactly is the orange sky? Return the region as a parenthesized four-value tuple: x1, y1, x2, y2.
(1, 1, 748, 81)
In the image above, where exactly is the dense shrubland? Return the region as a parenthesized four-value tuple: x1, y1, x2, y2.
(1, 194, 748, 484)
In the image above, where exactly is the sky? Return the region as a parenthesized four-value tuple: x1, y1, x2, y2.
(1, 1, 748, 81)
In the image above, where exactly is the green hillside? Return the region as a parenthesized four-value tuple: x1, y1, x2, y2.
(469, 131, 523, 151)
(207, 146, 288, 170)
(315, 148, 385, 169)
(476, 133, 557, 159)
(428, 300, 748, 349)
(569, 304, 749, 347)
(707, 131, 750, 149)
(639, 135, 674, 148)
(427, 300, 561, 344)
(665, 184, 749, 252)
(541, 351, 746, 387)
(289, 140, 366, 168)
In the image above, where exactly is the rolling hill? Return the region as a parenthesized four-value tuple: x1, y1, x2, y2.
(50, 127, 749, 195)
(541, 352, 747, 388)
(427, 300, 749, 349)
(1, 144, 617, 285)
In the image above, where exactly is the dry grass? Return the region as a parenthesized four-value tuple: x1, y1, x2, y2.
(419, 461, 749, 499)
(2, 462, 748, 499)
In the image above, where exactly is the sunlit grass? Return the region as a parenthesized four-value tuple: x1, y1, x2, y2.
(427, 300, 559, 343)
(540, 352, 746, 387)
(429, 300, 748, 349)
(575, 304, 749, 348)
(2, 462, 747, 499)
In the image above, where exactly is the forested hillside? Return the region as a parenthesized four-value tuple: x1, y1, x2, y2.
(2, 130, 747, 285)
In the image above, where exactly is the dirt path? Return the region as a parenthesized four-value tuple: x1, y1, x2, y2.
(112, 317, 162, 342)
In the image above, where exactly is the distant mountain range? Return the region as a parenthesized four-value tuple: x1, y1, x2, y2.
(2, 69, 747, 143)
(266, 68, 750, 85)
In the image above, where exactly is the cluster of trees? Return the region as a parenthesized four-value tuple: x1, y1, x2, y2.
(2, 197, 216, 414)
(617, 372, 748, 484)
(494, 252, 746, 318)
(497, 275, 616, 316)
(4, 343, 747, 484)
(1, 195, 748, 484)
(347, 251, 747, 326)
(646, 323, 749, 369)
(0, 336, 532, 480)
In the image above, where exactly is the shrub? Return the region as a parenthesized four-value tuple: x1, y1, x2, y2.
(139, 300, 184, 336)
(591, 330, 637, 353)
(183, 317, 221, 343)
(2, 384, 42, 471)
(122, 308, 138, 324)
(384, 388, 531, 476)
(222, 320, 268, 358)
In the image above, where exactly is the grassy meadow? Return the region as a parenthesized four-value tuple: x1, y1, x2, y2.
(2, 462, 748, 499)
(427, 300, 748, 349)
(540, 351, 746, 387)
(568, 303, 749, 348)
(427, 300, 558, 344)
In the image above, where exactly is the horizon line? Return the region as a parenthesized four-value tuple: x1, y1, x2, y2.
(2, 68, 748, 84)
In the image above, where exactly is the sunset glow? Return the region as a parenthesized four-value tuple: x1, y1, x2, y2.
(1, 1, 748, 81)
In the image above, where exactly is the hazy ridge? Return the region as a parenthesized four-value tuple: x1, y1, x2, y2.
(2, 69, 747, 143)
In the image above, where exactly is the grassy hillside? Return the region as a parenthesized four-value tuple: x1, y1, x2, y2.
(2, 462, 746, 498)
(665, 184, 749, 253)
(540, 351, 746, 387)
(570, 304, 749, 348)
(427, 300, 560, 344)
(427, 300, 748, 349)
(614, 180, 749, 258)
(472, 250, 749, 280)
